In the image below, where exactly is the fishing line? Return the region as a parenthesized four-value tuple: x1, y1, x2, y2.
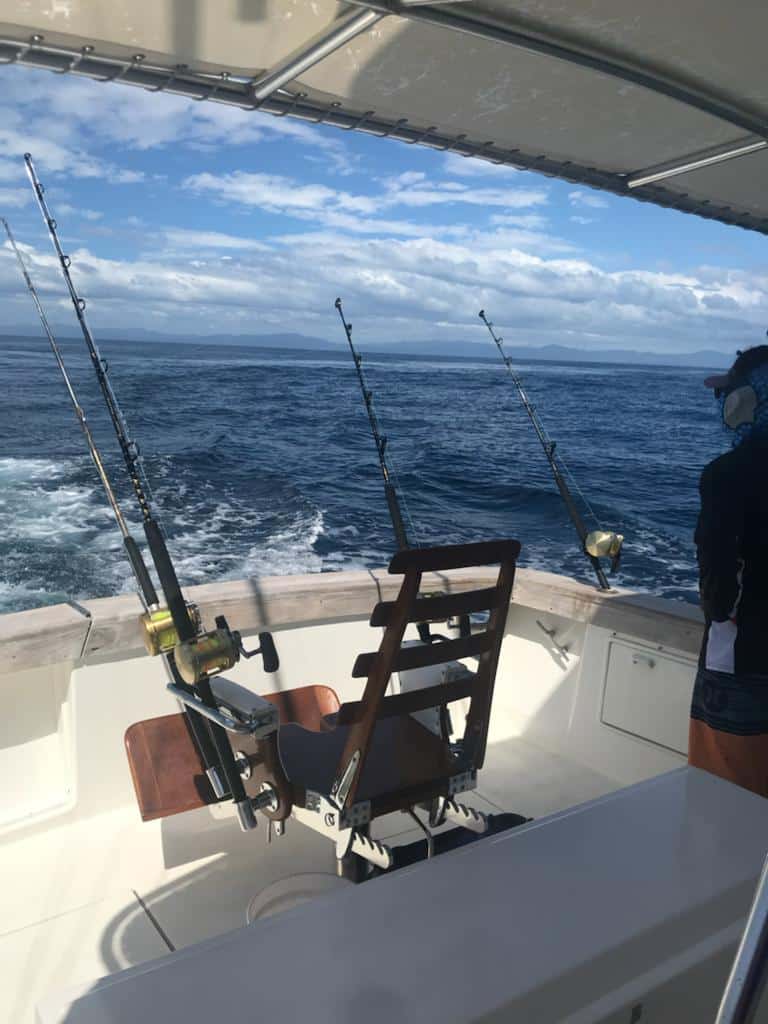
(335, 297, 415, 551)
(479, 309, 622, 590)
(1, 217, 155, 611)
(4, 210, 231, 803)
(335, 298, 467, 642)
(24, 155, 158, 526)
(22, 157, 282, 828)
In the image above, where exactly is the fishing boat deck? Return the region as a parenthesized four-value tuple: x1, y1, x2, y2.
(0, 565, 702, 1022)
(0, 734, 620, 1024)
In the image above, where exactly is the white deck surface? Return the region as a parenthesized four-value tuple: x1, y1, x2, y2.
(2, 734, 618, 1024)
(0, 566, 703, 1023)
(39, 768, 768, 1024)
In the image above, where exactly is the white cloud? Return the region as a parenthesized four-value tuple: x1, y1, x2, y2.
(3, 224, 765, 356)
(0, 66, 355, 177)
(0, 125, 145, 188)
(442, 152, 521, 178)
(0, 159, 21, 183)
(182, 170, 548, 232)
(161, 228, 271, 252)
(381, 175, 548, 210)
(185, 171, 377, 217)
(0, 65, 763, 358)
(569, 190, 609, 209)
(58, 204, 103, 222)
(0, 187, 29, 209)
(570, 215, 594, 225)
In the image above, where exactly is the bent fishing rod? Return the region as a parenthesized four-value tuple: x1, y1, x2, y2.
(478, 309, 622, 591)
(335, 297, 411, 551)
(23, 155, 277, 830)
(2, 215, 233, 814)
(2, 218, 159, 609)
(335, 298, 469, 642)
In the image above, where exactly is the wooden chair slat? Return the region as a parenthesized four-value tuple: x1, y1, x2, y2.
(352, 631, 493, 679)
(389, 539, 521, 574)
(370, 586, 500, 626)
(334, 675, 475, 725)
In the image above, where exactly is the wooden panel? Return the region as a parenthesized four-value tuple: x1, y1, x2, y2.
(124, 685, 343, 821)
(352, 631, 492, 678)
(260, 685, 340, 732)
(464, 557, 516, 769)
(125, 713, 214, 821)
(1, 565, 705, 671)
(389, 539, 521, 574)
(335, 676, 475, 725)
(370, 586, 500, 626)
(0, 602, 90, 674)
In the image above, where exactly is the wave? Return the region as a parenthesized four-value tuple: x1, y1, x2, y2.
(0, 457, 68, 481)
(0, 347, 719, 615)
(0, 579, 63, 615)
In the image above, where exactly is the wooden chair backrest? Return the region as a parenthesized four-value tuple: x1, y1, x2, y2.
(330, 539, 520, 809)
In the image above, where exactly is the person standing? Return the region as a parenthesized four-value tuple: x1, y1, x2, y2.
(689, 345, 768, 797)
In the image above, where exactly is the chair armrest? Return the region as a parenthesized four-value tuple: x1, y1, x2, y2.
(167, 678, 279, 738)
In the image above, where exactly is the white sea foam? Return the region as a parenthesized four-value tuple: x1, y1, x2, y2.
(0, 457, 108, 542)
(0, 457, 67, 482)
(0, 579, 64, 614)
(238, 509, 327, 578)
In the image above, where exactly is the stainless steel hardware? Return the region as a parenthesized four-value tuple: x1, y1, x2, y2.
(167, 680, 279, 737)
(536, 619, 571, 658)
(632, 653, 656, 669)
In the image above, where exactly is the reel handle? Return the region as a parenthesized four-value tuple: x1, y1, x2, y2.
(257, 632, 280, 673)
(232, 623, 280, 674)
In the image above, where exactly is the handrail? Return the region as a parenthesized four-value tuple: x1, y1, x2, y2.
(715, 853, 768, 1024)
(0, 566, 705, 673)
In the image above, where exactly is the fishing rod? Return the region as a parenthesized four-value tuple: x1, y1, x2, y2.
(335, 298, 471, 643)
(1, 215, 233, 810)
(2, 218, 159, 609)
(335, 297, 411, 551)
(23, 155, 278, 830)
(478, 309, 622, 591)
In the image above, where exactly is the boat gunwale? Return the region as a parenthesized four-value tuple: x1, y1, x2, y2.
(0, 566, 704, 673)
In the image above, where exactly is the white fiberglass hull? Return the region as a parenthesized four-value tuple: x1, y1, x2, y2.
(1, 565, 752, 1023)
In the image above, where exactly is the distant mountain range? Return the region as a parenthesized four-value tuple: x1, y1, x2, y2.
(2, 328, 733, 369)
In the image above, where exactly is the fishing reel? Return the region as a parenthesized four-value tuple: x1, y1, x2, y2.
(140, 603, 203, 656)
(584, 530, 624, 573)
(141, 603, 279, 684)
(174, 615, 279, 686)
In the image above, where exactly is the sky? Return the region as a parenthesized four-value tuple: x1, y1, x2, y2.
(0, 64, 766, 355)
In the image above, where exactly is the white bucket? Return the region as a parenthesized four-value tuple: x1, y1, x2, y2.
(246, 872, 351, 924)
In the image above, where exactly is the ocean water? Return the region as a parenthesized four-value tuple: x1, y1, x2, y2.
(0, 335, 727, 615)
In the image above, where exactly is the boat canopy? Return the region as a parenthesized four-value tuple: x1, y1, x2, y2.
(1, 1, 767, 235)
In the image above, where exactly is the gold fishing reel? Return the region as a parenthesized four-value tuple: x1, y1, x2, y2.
(142, 599, 279, 684)
(174, 627, 241, 686)
(140, 603, 202, 656)
(173, 616, 280, 686)
(584, 530, 624, 572)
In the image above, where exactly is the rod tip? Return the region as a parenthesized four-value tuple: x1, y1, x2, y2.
(478, 309, 485, 318)
(334, 297, 342, 308)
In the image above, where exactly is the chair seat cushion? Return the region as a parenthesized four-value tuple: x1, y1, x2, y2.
(280, 715, 456, 814)
(125, 685, 342, 821)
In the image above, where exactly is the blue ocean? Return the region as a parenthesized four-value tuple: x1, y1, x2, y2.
(0, 335, 726, 614)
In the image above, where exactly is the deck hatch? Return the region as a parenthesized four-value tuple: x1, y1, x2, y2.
(601, 638, 695, 756)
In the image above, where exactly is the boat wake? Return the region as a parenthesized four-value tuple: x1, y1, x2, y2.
(0, 339, 723, 615)
(0, 456, 367, 613)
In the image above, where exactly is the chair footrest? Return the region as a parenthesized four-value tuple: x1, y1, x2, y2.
(386, 812, 530, 872)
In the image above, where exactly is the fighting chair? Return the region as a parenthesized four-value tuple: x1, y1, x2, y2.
(125, 539, 520, 876)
